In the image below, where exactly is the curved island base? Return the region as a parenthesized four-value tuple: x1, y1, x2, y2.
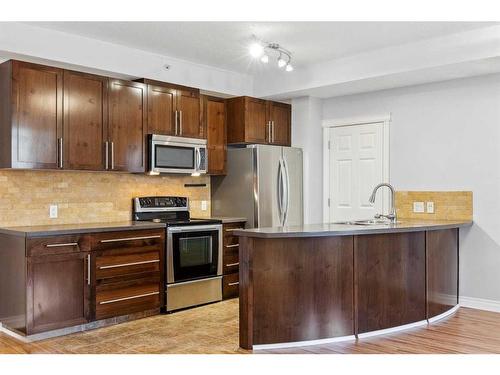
(235, 221, 471, 350)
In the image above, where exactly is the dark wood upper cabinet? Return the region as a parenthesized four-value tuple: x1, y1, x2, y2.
(63, 70, 108, 170)
(146, 84, 177, 136)
(108, 79, 147, 173)
(202, 95, 227, 175)
(136, 78, 203, 139)
(227, 96, 291, 146)
(0, 60, 63, 169)
(267, 101, 291, 146)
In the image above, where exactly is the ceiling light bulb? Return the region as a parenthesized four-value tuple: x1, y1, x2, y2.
(260, 54, 269, 63)
(277, 58, 287, 68)
(249, 42, 264, 58)
(285, 64, 294, 72)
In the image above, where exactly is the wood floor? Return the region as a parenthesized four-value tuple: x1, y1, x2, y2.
(1, 300, 500, 354)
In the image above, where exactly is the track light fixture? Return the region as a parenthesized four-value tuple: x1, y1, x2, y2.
(248, 38, 294, 72)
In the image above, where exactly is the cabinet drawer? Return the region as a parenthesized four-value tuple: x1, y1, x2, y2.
(96, 249, 161, 281)
(223, 222, 245, 236)
(90, 229, 164, 252)
(223, 253, 239, 274)
(222, 272, 239, 299)
(27, 234, 90, 256)
(96, 279, 160, 320)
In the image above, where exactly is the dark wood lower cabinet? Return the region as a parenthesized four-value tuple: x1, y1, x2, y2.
(242, 236, 354, 347)
(426, 229, 459, 318)
(355, 232, 426, 333)
(26, 252, 90, 334)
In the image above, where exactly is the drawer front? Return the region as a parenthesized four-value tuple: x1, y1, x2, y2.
(222, 272, 239, 299)
(223, 222, 245, 237)
(90, 229, 165, 252)
(223, 253, 239, 274)
(96, 249, 161, 281)
(96, 280, 160, 320)
(27, 234, 90, 256)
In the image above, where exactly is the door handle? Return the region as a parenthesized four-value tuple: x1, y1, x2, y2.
(267, 121, 272, 143)
(105, 141, 109, 170)
(175, 110, 179, 135)
(98, 259, 160, 269)
(45, 242, 79, 248)
(58, 138, 63, 168)
(282, 158, 290, 225)
(99, 235, 162, 243)
(277, 160, 284, 225)
(110, 141, 115, 170)
(87, 254, 91, 286)
(179, 110, 183, 135)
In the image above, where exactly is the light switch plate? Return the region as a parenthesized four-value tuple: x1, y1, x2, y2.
(49, 204, 58, 219)
(201, 200, 207, 211)
(426, 201, 435, 214)
(413, 202, 425, 213)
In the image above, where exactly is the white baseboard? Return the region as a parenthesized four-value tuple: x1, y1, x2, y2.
(459, 296, 500, 313)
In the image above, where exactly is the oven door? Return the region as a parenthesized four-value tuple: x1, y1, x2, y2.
(149, 135, 207, 174)
(167, 225, 222, 283)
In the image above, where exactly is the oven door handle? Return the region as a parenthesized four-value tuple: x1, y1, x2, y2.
(168, 225, 221, 233)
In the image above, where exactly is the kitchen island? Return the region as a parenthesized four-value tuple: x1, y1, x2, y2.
(234, 220, 472, 350)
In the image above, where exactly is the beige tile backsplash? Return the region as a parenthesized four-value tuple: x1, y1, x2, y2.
(0, 170, 210, 227)
(395, 191, 473, 221)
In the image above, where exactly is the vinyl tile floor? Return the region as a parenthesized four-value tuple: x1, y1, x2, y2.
(1, 300, 500, 354)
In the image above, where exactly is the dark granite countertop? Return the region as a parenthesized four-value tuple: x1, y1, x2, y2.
(0, 221, 166, 238)
(233, 219, 472, 238)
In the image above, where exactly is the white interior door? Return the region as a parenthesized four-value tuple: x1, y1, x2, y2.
(329, 122, 385, 221)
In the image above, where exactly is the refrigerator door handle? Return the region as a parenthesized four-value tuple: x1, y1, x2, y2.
(282, 157, 290, 225)
(277, 159, 283, 224)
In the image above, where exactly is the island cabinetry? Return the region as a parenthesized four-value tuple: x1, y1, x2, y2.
(240, 236, 354, 348)
(355, 232, 426, 333)
(222, 221, 246, 299)
(426, 228, 458, 318)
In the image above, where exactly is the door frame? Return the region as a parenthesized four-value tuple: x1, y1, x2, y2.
(322, 114, 391, 223)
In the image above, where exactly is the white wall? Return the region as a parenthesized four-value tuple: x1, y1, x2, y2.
(0, 22, 253, 96)
(294, 74, 500, 302)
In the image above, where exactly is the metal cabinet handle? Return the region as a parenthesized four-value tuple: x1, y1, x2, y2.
(179, 110, 183, 135)
(58, 138, 63, 168)
(272, 121, 275, 143)
(99, 235, 162, 243)
(225, 262, 239, 267)
(99, 291, 159, 305)
(98, 259, 159, 270)
(45, 242, 79, 248)
(228, 282, 239, 286)
(225, 228, 241, 232)
(110, 141, 114, 170)
(267, 121, 271, 142)
(225, 244, 239, 248)
(105, 141, 109, 170)
(175, 110, 179, 135)
(87, 254, 91, 285)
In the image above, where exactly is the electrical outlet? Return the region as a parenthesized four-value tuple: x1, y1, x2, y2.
(49, 204, 58, 219)
(201, 200, 207, 211)
(413, 202, 425, 213)
(426, 201, 435, 214)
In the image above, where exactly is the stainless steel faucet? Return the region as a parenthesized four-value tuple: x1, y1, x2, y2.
(369, 183, 397, 223)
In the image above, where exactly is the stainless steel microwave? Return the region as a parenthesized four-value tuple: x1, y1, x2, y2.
(149, 134, 207, 175)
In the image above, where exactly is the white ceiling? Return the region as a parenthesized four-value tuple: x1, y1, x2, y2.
(26, 22, 496, 74)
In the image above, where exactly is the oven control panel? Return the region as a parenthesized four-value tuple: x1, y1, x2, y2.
(134, 196, 188, 211)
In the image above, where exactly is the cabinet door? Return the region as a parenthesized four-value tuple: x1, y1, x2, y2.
(11, 61, 63, 169)
(268, 101, 291, 146)
(63, 71, 108, 170)
(177, 89, 202, 138)
(26, 252, 90, 334)
(355, 232, 426, 333)
(205, 96, 227, 175)
(426, 229, 458, 318)
(244, 97, 268, 143)
(147, 84, 177, 136)
(108, 79, 147, 172)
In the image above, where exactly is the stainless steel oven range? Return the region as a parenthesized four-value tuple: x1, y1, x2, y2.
(133, 196, 222, 312)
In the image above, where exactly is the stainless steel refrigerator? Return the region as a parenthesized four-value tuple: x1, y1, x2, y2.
(211, 145, 303, 228)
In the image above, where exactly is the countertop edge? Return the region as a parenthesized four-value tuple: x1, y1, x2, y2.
(0, 222, 167, 238)
(233, 221, 473, 238)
